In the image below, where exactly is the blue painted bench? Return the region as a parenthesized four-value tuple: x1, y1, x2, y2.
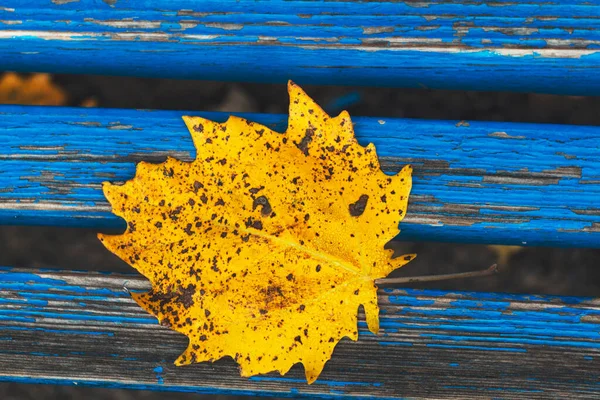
(1, 0, 600, 398)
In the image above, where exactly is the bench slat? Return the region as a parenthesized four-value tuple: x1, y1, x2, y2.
(1, 0, 599, 95)
(0, 267, 599, 398)
(2, 105, 600, 247)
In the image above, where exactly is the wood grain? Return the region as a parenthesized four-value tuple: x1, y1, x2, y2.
(2, 105, 600, 247)
(0, 0, 599, 94)
(0, 267, 599, 398)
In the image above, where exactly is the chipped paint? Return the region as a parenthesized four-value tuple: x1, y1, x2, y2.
(582, 223, 600, 233)
(488, 132, 525, 139)
(570, 209, 600, 216)
(204, 23, 244, 31)
(19, 145, 65, 151)
(362, 27, 395, 35)
(0, 201, 111, 212)
(83, 19, 162, 29)
(107, 124, 136, 130)
(152, 366, 164, 384)
(556, 152, 578, 160)
(71, 121, 101, 127)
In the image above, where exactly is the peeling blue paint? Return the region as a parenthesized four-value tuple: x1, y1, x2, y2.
(2, 107, 600, 247)
(153, 366, 164, 384)
(1, 1, 599, 94)
(0, 267, 599, 396)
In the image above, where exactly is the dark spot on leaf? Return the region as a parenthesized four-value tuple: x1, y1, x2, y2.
(177, 284, 196, 308)
(253, 195, 272, 216)
(295, 128, 314, 156)
(163, 167, 174, 177)
(193, 181, 204, 193)
(349, 194, 369, 217)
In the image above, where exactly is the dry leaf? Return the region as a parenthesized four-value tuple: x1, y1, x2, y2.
(0, 72, 67, 105)
(80, 97, 99, 108)
(488, 245, 523, 266)
(99, 82, 414, 383)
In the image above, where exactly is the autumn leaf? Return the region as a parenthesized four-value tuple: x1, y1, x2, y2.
(0, 72, 66, 105)
(99, 82, 414, 383)
(0, 72, 97, 107)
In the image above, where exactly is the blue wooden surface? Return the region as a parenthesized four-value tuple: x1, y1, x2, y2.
(0, 267, 599, 398)
(1, 0, 599, 94)
(2, 104, 600, 247)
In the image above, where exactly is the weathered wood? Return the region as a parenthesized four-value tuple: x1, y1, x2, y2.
(1, 0, 599, 95)
(0, 267, 599, 398)
(2, 105, 600, 247)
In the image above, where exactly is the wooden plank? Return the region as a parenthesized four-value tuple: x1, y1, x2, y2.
(1, 0, 599, 95)
(0, 267, 599, 398)
(2, 105, 600, 247)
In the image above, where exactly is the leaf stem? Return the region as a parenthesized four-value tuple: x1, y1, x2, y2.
(375, 264, 499, 286)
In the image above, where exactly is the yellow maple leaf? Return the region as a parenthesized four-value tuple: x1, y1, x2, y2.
(99, 82, 414, 383)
